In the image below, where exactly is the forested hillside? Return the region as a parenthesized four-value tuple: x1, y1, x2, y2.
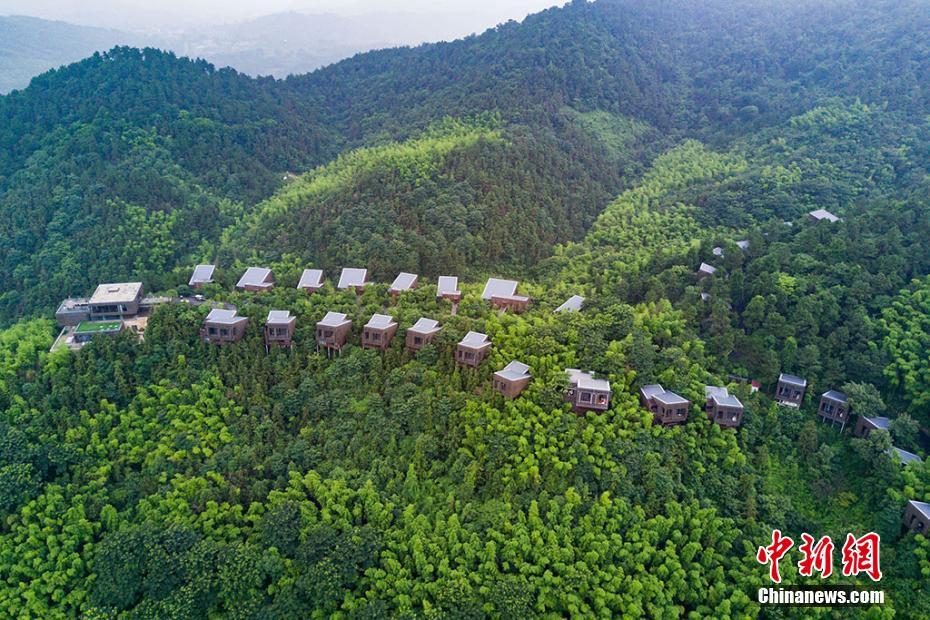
(1, 0, 930, 617)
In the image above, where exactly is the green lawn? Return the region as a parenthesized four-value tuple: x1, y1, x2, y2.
(74, 320, 122, 334)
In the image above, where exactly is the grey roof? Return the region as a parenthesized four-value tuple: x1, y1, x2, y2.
(862, 416, 891, 430)
(555, 294, 585, 313)
(705, 386, 729, 399)
(495, 360, 531, 381)
(810, 209, 840, 222)
(779, 373, 807, 387)
(821, 390, 847, 403)
(713, 394, 743, 408)
(389, 272, 418, 292)
(700, 292, 711, 302)
(654, 390, 689, 406)
(482, 278, 519, 300)
(365, 313, 397, 329)
(317, 311, 350, 327)
(698, 262, 717, 275)
(297, 269, 324, 289)
(408, 318, 441, 334)
(640, 384, 666, 399)
(189, 264, 215, 286)
(266, 310, 293, 324)
(459, 331, 491, 348)
(437, 276, 460, 296)
(206, 308, 245, 325)
(910, 500, 930, 519)
(712, 246, 723, 257)
(90, 282, 143, 304)
(237, 267, 273, 289)
(567, 368, 611, 392)
(891, 447, 923, 465)
(337, 268, 367, 289)
(736, 240, 750, 250)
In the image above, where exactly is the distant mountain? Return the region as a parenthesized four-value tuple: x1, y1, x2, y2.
(0, 16, 134, 93)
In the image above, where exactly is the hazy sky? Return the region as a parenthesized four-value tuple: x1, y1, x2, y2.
(0, 1, 563, 31)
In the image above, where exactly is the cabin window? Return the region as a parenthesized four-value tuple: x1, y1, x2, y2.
(372, 332, 380, 342)
(414, 336, 422, 345)
(597, 394, 607, 405)
(208, 327, 217, 335)
(580, 392, 591, 402)
(220, 329, 228, 336)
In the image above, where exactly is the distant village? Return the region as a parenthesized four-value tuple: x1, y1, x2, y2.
(49, 208, 929, 535)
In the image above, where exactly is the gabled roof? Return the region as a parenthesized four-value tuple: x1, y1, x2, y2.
(337, 268, 367, 289)
(237, 267, 273, 289)
(389, 272, 418, 292)
(698, 262, 717, 275)
(567, 368, 611, 392)
(654, 390, 689, 406)
(891, 447, 922, 465)
(821, 390, 847, 403)
(266, 310, 294, 324)
(778, 373, 807, 387)
(736, 240, 749, 250)
(555, 294, 585, 313)
(482, 278, 519, 300)
(317, 311, 350, 327)
(206, 308, 245, 325)
(189, 264, 215, 286)
(298, 269, 324, 289)
(408, 318, 441, 334)
(365, 313, 397, 329)
(437, 276, 460, 296)
(909, 500, 930, 519)
(809, 209, 840, 222)
(459, 331, 490, 348)
(495, 360, 531, 381)
(862, 415, 891, 430)
(90, 282, 143, 304)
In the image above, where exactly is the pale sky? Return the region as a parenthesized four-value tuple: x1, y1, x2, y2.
(0, 0, 564, 31)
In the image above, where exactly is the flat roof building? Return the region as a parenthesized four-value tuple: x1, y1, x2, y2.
(437, 276, 461, 302)
(456, 331, 491, 368)
(565, 369, 611, 413)
(697, 263, 717, 278)
(236, 267, 274, 292)
(818, 390, 849, 429)
(362, 314, 398, 351)
(56, 297, 91, 327)
(316, 311, 352, 354)
(89, 282, 144, 320)
(555, 294, 584, 313)
(297, 269, 325, 293)
(202, 308, 248, 344)
(705, 386, 744, 428)
(264, 310, 296, 349)
(809, 209, 840, 223)
(482, 278, 530, 313)
(903, 500, 930, 534)
(389, 272, 418, 296)
(337, 268, 368, 293)
(493, 361, 532, 399)
(854, 415, 890, 439)
(775, 373, 807, 407)
(406, 318, 441, 352)
(189, 264, 216, 288)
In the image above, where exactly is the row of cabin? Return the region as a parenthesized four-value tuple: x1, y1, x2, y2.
(774, 373, 851, 427)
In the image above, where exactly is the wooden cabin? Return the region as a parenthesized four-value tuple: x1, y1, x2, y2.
(493, 361, 531, 399)
(854, 415, 890, 439)
(189, 264, 215, 289)
(639, 384, 666, 414)
(775, 373, 807, 407)
(89, 282, 144, 320)
(565, 369, 611, 413)
(201, 308, 248, 344)
(437, 276, 461, 302)
(482, 278, 530, 313)
(705, 386, 744, 428)
(264, 310, 296, 349)
(297, 269, 324, 293)
(236, 267, 274, 292)
(316, 311, 352, 354)
(337, 268, 367, 293)
(455, 331, 491, 368)
(405, 318, 441, 351)
(903, 500, 930, 534)
(555, 294, 584, 313)
(697, 263, 717, 279)
(362, 314, 398, 351)
(809, 209, 840, 223)
(389, 272, 418, 296)
(652, 391, 690, 426)
(818, 390, 850, 428)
